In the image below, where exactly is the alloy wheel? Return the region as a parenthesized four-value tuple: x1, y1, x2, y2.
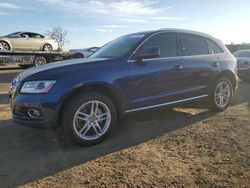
(214, 80, 231, 108)
(73, 100, 111, 141)
(43, 44, 52, 52)
(0, 42, 10, 51)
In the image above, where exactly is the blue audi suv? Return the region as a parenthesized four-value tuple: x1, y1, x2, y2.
(10, 29, 238, 145)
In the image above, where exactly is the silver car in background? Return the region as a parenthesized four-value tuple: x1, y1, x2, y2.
(233, 50, 250, 82)
(0, 32, 58, 52)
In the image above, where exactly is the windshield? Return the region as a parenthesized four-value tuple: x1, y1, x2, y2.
(90, 34, 145, 58)
(233, 51, 250, 57)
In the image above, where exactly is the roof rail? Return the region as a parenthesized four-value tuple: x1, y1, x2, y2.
(157, 28, 213, 38)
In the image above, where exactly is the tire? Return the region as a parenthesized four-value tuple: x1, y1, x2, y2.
(43, 44, 53, 52)
(62, 91, 117, 146)
(0, 41, 10, 51)
(33, 56, 47, 66)
(209, 77, 233, 111)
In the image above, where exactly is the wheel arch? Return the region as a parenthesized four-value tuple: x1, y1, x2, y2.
(57, 82, 125, 127)
(216, 70, 237, 92)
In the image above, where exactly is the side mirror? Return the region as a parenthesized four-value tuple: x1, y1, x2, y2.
(134, 46, 160, 61)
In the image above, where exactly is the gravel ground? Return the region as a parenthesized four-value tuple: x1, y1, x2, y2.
(0, 66, 249, 188)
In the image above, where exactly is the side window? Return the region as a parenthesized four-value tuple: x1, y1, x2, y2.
(207, 39, 224, 54)
(181, 34, 209, 56)
(139, 33, 178, 58)
(28, 33, 35, 38)
(27, 33, 34, 38)
(33, 33, 44, 38)
(29, 33, 39, 38)
(20, 33, 29, 38)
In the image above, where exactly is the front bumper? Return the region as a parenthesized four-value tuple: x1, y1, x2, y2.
(10, 92, 61, 129)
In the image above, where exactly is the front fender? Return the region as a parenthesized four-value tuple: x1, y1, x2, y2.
(54, 81, 127, 127)
(0, 39, 12, 50)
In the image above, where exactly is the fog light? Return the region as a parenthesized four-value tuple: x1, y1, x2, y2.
(27, 108, 40, 118)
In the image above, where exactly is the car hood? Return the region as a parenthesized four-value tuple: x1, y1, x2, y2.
(17, 58, 109, 81)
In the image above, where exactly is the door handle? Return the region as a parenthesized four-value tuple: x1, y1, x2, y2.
(172, 65, 183, 70)
(211, 62, 219, 67)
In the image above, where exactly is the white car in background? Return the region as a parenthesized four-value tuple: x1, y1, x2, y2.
(69, 47, 99, 58)
(0, 31, 58, 52)
(233, 50, 250, 82)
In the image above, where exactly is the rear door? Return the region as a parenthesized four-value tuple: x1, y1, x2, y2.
(179, 33, 217, 97)
(28, 33, 44, 50)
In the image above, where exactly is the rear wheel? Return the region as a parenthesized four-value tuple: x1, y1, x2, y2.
(62, 91, 117, 146)
(209, 77, 233, 111)
(43, 44, 53, 52)
(0, 41, 10, 51)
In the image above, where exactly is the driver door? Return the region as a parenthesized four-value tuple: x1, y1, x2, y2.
(126, 32, 187, 110)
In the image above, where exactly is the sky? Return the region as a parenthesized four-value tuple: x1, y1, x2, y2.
(0, 0, 250, 50)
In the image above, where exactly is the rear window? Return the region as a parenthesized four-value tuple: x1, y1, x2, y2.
(181, 34, 209, 56)
(207, 39, 224, 54)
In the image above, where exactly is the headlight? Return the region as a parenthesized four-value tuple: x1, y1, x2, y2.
(20, 80, 56, 93)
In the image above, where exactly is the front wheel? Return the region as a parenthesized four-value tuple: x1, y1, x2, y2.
(209, 77, 233, 111)
(0, 41, 10, 51)
(62, 92, 117, 146)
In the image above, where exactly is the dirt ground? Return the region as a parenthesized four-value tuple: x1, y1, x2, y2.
(0, 66, 249, 188)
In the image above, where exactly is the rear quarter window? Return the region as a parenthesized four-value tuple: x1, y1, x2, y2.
(206, 39, 224, 54)
(181, 34, 209, 56)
